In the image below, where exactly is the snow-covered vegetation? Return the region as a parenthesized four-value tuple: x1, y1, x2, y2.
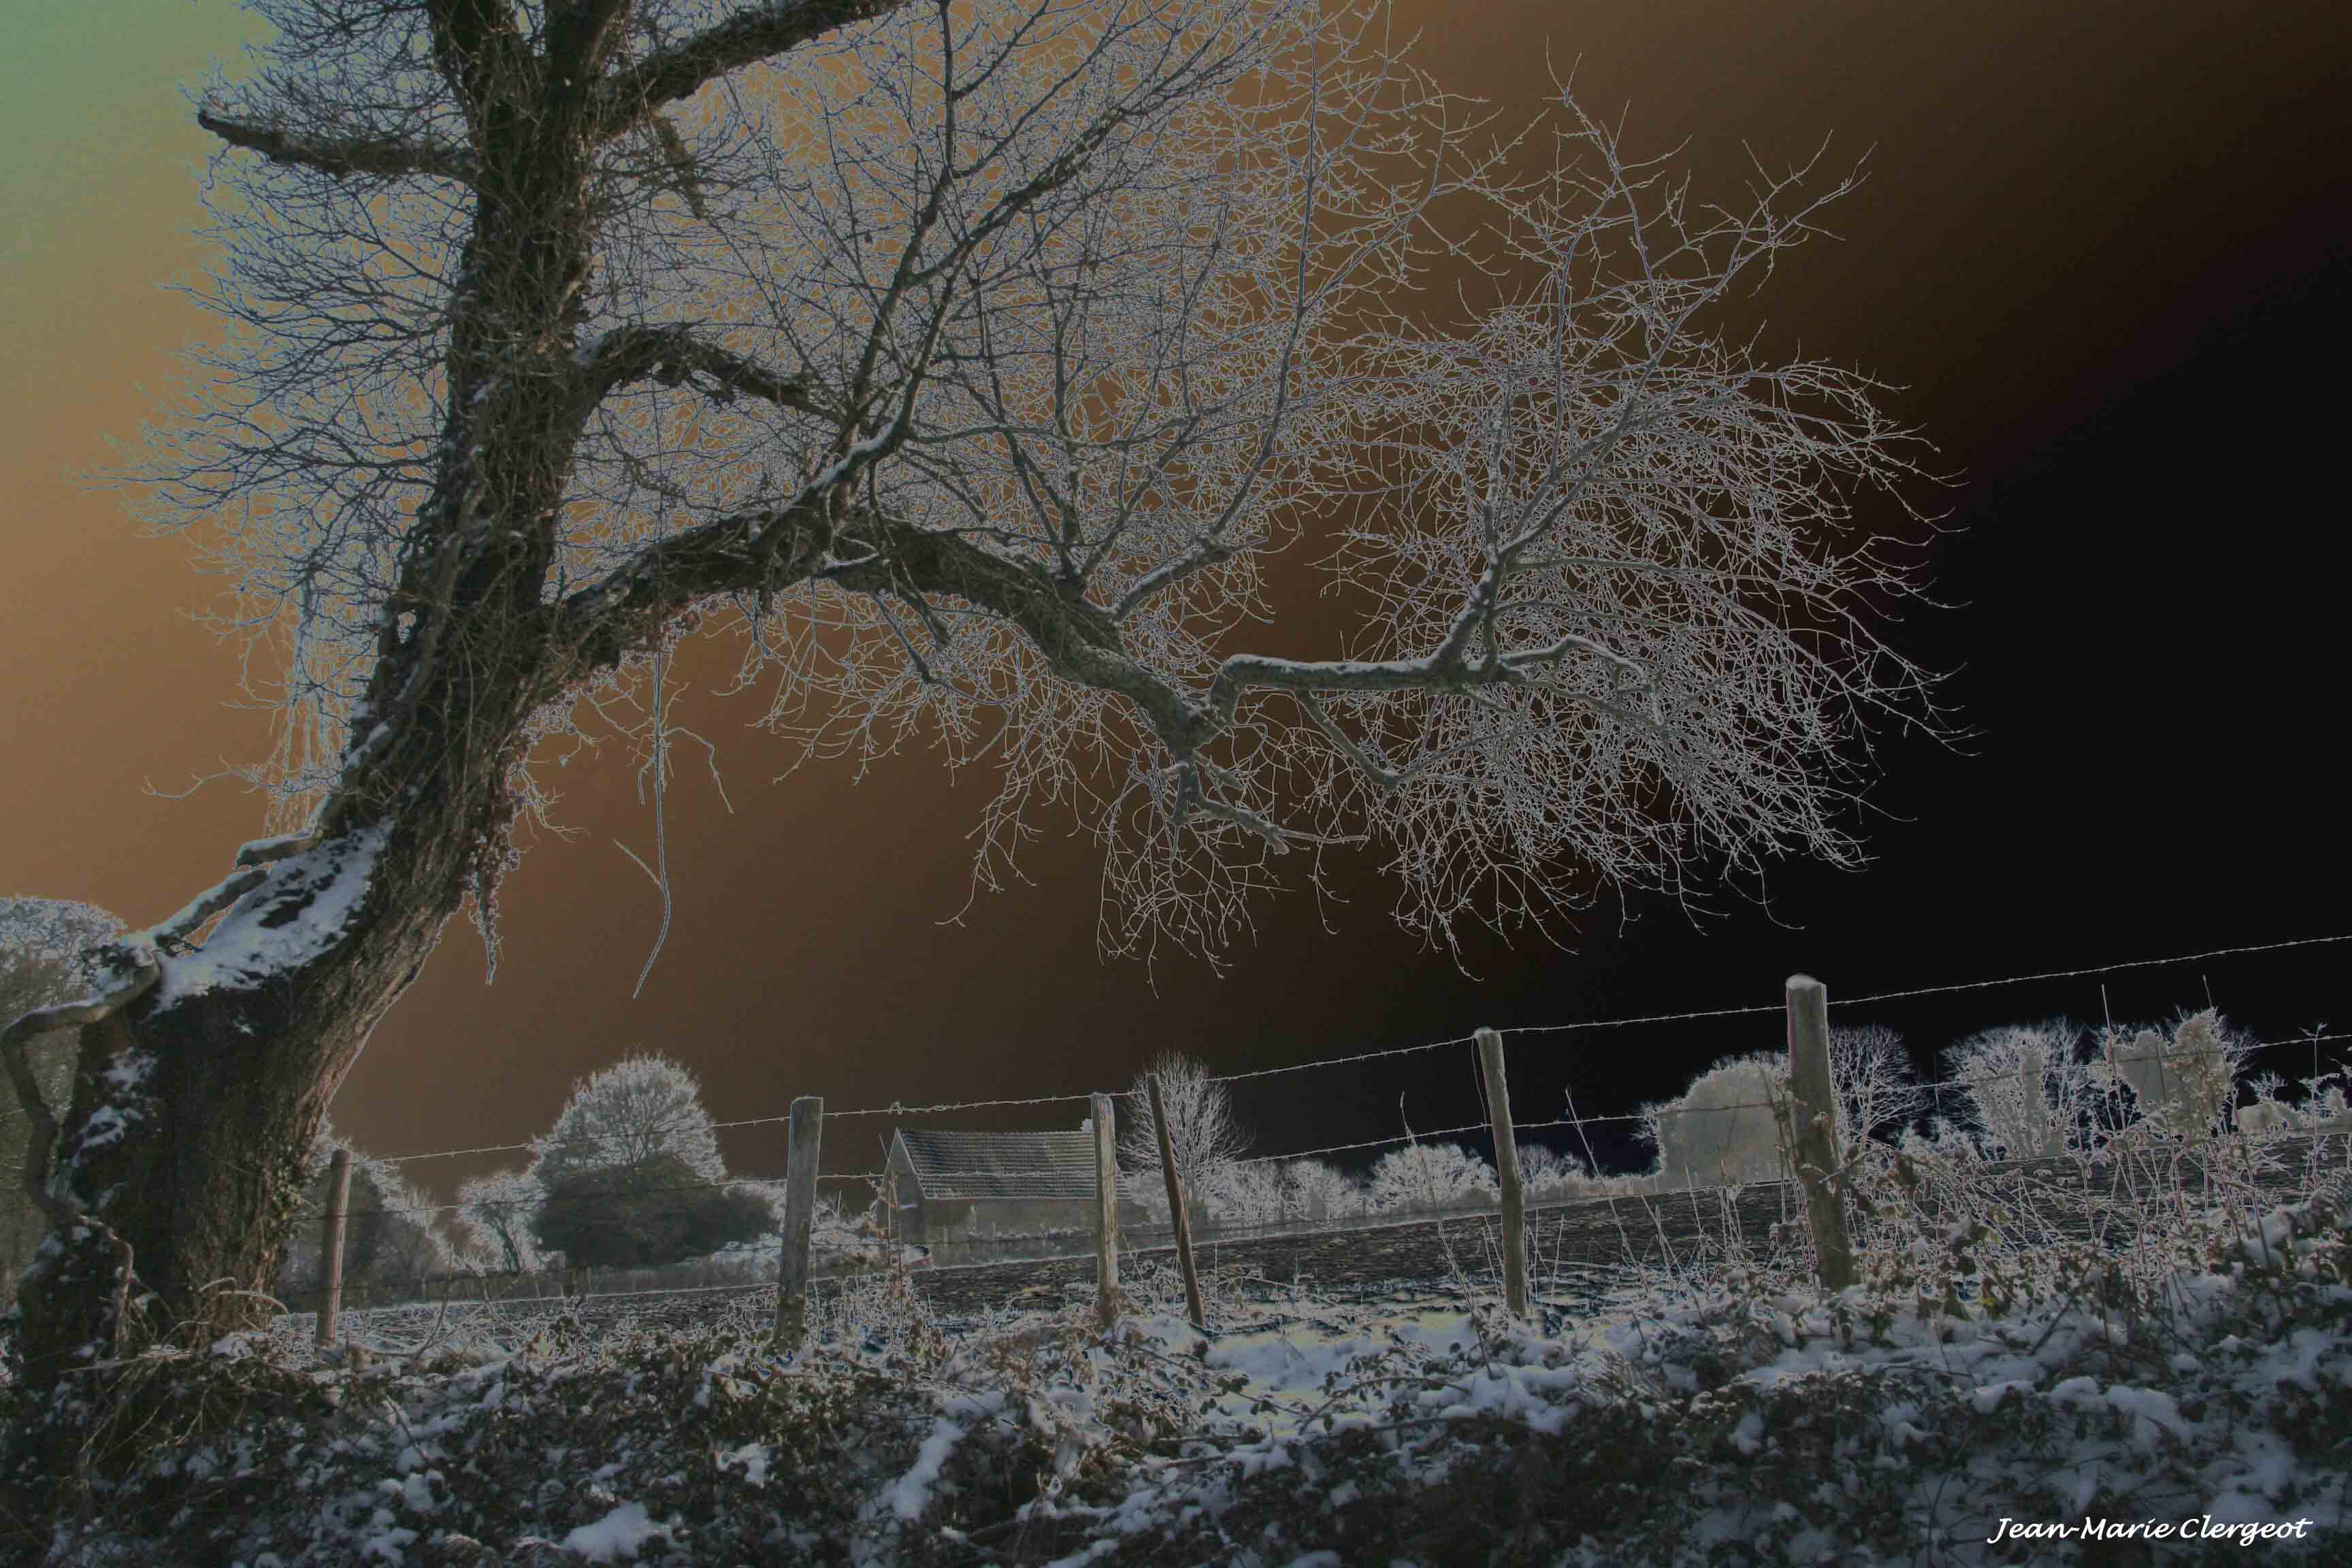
(12, 1005, 2349, 1561)
(10, 1099, 2345, 1564)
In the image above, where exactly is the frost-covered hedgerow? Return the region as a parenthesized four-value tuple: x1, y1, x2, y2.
(17, 1152, 2347, 1565)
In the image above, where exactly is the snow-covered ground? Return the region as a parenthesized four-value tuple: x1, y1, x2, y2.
(25, 1170, 2348, 1566)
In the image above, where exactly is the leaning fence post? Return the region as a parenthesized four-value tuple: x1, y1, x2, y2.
(1091, 1092, 1123, 1332)
(1147, 1075, 1207, 1334)
(1785, 975, 1855, 1291)
(1476, 1027, 1529, 1319)
(315, 1146, 352, 1352)
(772, 1095, 824, 1349)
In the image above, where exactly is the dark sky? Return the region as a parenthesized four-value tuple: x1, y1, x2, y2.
(3, 1, 2348, 1196)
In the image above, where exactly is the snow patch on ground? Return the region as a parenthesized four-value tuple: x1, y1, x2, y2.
(557, 1501, 674, 1561)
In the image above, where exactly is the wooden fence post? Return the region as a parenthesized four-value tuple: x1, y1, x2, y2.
(1091, 1092, 1123, 1332)
(1785, 975, 1855, 1290)
(1147, 1075, 1207, 1334)
(1476, 1027, 1529, 1319)
(315, 1146, 352, 1352)
(772, 1095, 823, 1349)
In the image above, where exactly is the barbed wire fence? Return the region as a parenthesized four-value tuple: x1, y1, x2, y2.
(293, 931, 2352, 1337)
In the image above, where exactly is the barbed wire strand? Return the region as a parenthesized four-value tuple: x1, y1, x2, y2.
(372, 934, 2350, 1169)
(1833, 932, 2352, 1009)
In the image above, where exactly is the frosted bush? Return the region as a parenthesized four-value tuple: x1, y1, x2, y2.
(1365, 1142, 1499, 1213)
(1275, 1158, 1362, 1222)
(455, 1167, 544, 1273)
(1200, 1160, 1294, 1227)
(2238, 1096, 2294, 1138)
(1518, 1143, 1597, 1203)
(1944, 1022, 2104, 1160)
(2106, 1008, 2247, 1141)
(1644, 1054, 1789, 1190)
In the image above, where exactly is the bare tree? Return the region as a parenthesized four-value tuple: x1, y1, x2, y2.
(455, 1167, 544, 1273)
(1516, 1142, 1593, 1203)
(1120, 1049, 1251, 1212)
(3, 0, 1933, 1400)
(1279, 1157, 1360, 1222)
(1829, 1022, 1923, 1155)
(1946, 1022, 2109, 1160)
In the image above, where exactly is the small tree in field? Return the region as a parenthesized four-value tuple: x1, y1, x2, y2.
(1516, 1143, 1594, 1203)
(1947, 1023, 2085, 1161)
(3, 0, 1936, 1408)
(533, 1051, 725, 1188)
(1120, 1050, 1250, 1212)
(1829, 1023, 1924, 1156)
(520, 1052, 764, 1268)
(455, 1167, 544, 1274)
(532, 1152, 770, 1269)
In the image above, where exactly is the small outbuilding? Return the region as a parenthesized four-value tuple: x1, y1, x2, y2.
(884, 1127, 1152, 1246)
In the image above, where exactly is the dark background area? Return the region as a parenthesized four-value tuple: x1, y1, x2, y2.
(3, 1, 2348, 1197)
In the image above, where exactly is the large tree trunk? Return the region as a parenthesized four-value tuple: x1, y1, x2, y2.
(14, 21, 600, 1391)
(13, 789, 500, 1384)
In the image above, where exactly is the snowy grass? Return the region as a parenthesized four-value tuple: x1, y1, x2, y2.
(6, 1136, 2348, 1565)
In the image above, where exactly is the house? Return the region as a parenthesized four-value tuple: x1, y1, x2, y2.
(883, 1126, 1152, 1245)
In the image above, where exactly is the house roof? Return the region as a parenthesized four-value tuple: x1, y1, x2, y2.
(890, 1129, 1136, 1203)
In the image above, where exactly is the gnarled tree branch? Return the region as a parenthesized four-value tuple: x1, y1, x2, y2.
(197, 110, 475, 184)
(590, 0, 912, 140)
(575, 324, 831, 418)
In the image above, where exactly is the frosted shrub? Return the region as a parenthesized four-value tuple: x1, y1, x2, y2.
(1644, 1054, 1789, 1190)
(1200, 1160, 1287, 1227)
(1279, 1158, 1362, 1222)
(2107, 1008, 2247, 1141)
(2238, 1096, 2294, 1138)
(1365, 1143, 1498, 1214)
(1945, 1022, 2110, 1160)
(1518, 1143, 1598, 1203)
(1117, 1051, 1250, 1210)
